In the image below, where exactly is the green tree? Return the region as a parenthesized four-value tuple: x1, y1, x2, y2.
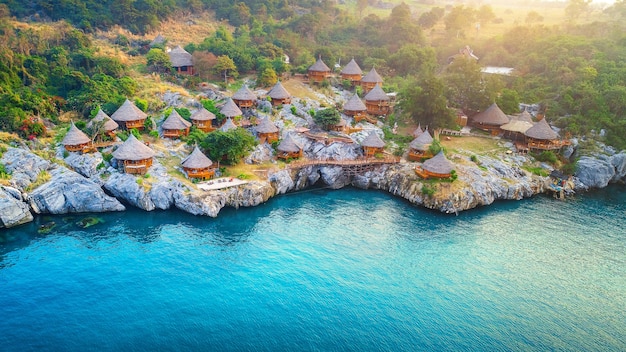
(476, 5, 496, 24)
(443, 57, 498, 114)
(399, 74, 456, 130)
(314, 108, 341, 129)
(496, 89, 521, 114)
(388, 45, 437, 77)
(565, 0, 592, 21)
(201, 128, 256, 165)
(444, 5, 476, 38)
(146, 48, 171, 73)
(257, 67, 278, 87)
(213, 55, 237, 82)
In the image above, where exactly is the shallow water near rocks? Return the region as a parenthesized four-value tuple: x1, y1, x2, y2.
(1, 186, 625, 351)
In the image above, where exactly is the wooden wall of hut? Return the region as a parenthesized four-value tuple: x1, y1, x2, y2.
(123, 159, 153, 174)
(408, 149, 432, 162)
(415, 167, 451, 179)
(163, 128, 190, 138)
(233, 99, 254, 109)
(340, 73, 361, 84)
(123, 119, 146, 130)
(363, 146, 383, 157)
(184, 167, 215, 180)
(175, 66, 195, 75)
(365, 101, 391, 116)
(277, 150, 302, 160)
(271, 97, 291, 106)
(259, 132, 280, 143)
(191, 121, 215, 133)
(308, 71, 330, 83)
(64, 142, 92, 153)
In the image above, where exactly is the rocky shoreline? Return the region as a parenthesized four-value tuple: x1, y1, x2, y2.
(2, 143, 625, 229)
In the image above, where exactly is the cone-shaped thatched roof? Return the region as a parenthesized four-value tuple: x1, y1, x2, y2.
(518, 110, 533, 123)
(471, 103, 509, 126)
(190, 107, 215, 121)
(413, 124, 423, 137)
(62, 121, 91, 146)
(256, 117, 279, 133)
(277, 134, 301, 153)
(88, 109, 118, 132)
(364, 84, 389, 101)
(341, 58, 362, 75)
(182, 146, 213, 169)
(308, 56, 331, 72)
(220, 98, 243, 118)
(343, 93, 367, 111)
(169, 45, 193, 67)
(361, 131, 385, 148)
(524, 118, 559, 140)
(111, 99, 147, 122)
(150, 34, 166, 47)
(422, 151, 454, 175)
(268, 81, 291, 100)
(232, 85, 256, 101)
(220, 118, 237, 132)
(501, 116, 533, 134)
(162, 109, 192, 130)
(410, 130, 433, 151)
(112, 133, 155, 161)
(361, 67, 383, 83)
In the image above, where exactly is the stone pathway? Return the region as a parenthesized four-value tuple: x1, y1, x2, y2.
(197, 177, 248, 191)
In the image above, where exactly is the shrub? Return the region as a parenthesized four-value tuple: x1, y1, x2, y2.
(470, 155, 478, 163)
(63, 150, 69, 158)
(533, 151, 558, 164)
(149, 130, 159, 138)
(0, 163, 10, 179)
(290, 106, 297, 115)
(422, 184, 436, 197)
(102, 152, 113, 163)
(117, 130, 129, 141)
(560, 160, 578, 176)
(135, 98, 148, 112)
(75, 121, 87, 129)
(96, 162, 105, 170)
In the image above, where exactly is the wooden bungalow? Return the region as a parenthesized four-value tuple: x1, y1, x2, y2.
(150, 34, 166, 47)
(161, 109, 192, 138)
(415, 151, 454, 179)
(256, 117, 279, 143)
(412, 124, 423, 138)
(524, 118, 562, 151)
(181, 146, 215, 180)
(87, 109, 118, 138)
(220, 98, 243, 120)
(328, 118, 347, 133)
(470, 103, 509, 135)
(268, 81, 291, 106)
(190, 107, 216, 132)
(361, 67, 383, 93)
(277, 134, 303, 160)
(232, 85, 256, 109)
(501, 113, 534, 141)
(340, 58, 362, 84)
(111, 99, 147, 130)
(62, 121, 92, 153)
(308, 56, 332, 83)
(408, 130, 434, 161)
(112, 134, 155, 175)
(169, 46, 194, 75)
(364, 84, 391, 116)
(220, 118, 237, 132)
(361, 131, 385, 157)
(343, 93, 367, 120)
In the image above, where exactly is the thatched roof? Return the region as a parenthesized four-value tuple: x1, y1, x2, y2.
(471, 103, 509, 126)
(500, 116, 533, 134)
(190, 107, 216, 121)
(111, 99, 147, 122)
(232, 85, 256, 101)
(220, 98, 243, 118)
(361, 131, 385, 148)
(341, 58, 362, 76)
(422, 151, 454, 175)
(112, 133, 155, 161)
(150, 34, 165, 47)
(361, 67, 383, 83)
(256, 117, 279, 133)
(62, 121, 91, 146)
(181, 146, 213, 169)
(364, 84, 389, 101)
(524, 118, 559, 140)
(413, 124, 423, 137)
(308, 56, 331, 72)
(518, 110, 533, 123)
(333, 118, 347, 127)
(162, 109, 192, 130)
(409, 130, 433, 151)
(277, 134, 301, 153)
(343, 93, 367, 111)
(268, 81, 291, 100)
(168, 45, 193, 67)
(220, 118, 237, 132)
(88, 109, 118, 132)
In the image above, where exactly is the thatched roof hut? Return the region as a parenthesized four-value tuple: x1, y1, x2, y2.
(341, 58, 362, 76)
(112, 134, 155, 161)
(88, 109, 118, 133)
(232, 85, 256, 102)
(471, 103, 509, 126)
(220, 118, 237, 132)
(277, 134, 301, 153)
(256, 117, 279, 134)
(343, 93, 367, 112)
(361, 131, 385, 148)
(364, 84, 389, 102)
(168, 46, 193, 68)
(501, 116, 533, 134)
(220, 98, 243, 118)
(308, 56, 331, 73)
(150, 34, 166, 47)
(111, 99, 147, 123)
(190, 107, 216, 122)
(422, 151, 454, 175)
(410, 130, 433, 151)
(182, 146, 213, 169)
(524, 118, 558, 140)
(413, 124, 423, 137)
(162, 109, 192, 130)
(518, 110, 533, 123)
(62, 121, 91, 147)
(361, 67, 383, 85)
(268, 81, 291, 100)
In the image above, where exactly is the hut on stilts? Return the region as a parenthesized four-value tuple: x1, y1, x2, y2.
(161, 109, 192, 138)
(181, 146, 215, 180)
(277, 134, 303, 160)
(232, 85, 257, 109)
(256, 117, 280, 143)
(415, 151, 454, 179)
(62, 121, 92, 153)
(361, 131, 385, 157)
(340, 58, 362, 85)
(470, 103, 509, 135)
(87, 109, 118, 142)
(360, 67, 383, 93)
(343, 93, 368, 122)
(408, 129, 434, 161)
(524, 118, 563, 151)
(111, 99, 147, 130)
(190, 107, 216, 133)
(268, 81, 292, 106)
(308, 56, 332, 83)
(112, 134, 155, 175)
(169, 46, 195, 75)
(364, 84, 391, 116)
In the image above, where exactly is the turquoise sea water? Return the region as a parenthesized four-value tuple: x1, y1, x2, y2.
(1, 186, 625, 351)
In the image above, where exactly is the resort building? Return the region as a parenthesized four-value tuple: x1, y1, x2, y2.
(62, 121, 92, 153)
(220, 98, 243, 120)
(408, 130, 434, 161)
(415, 151, 454, 179)
(277, 134, 303, 160)
(150, 34, 166, 47)
(340, 58, 363, 84)
(181, 146, 215, 180)
(112, 134, 155, 175)
(87, 109, 118, 138)
(111, 99, 147, 130)
(470, 103, 509, 135)
(343, 93, 367, 120)
(524, 118, 562, 151)
(190, 107, 216, 133)
(232, 85, 256, 109)
(364, 84, 391, 116)
(361, 131, 385, 157)
(169, 46, 194, 75)
(412, 124, 423, 138)
(360, 67, 383, 93)
(308, 56, 332, 83)
(256, 118, 280, 143)
(268, 81, 292, 106)
(500, 112, 534, 141)
(161, 109, 192, 138)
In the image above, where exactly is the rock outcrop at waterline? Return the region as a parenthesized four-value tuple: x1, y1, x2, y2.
(575, 152, 626, 190)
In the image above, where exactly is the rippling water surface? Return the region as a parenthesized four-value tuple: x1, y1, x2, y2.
(1, 186, 625, 351)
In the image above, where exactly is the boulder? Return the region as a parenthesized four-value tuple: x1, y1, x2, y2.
(1, 148, 52, 191)
(104, 172, 156, 211)
(575, 156, 615, 189)
(65, 152, 104, 179)
(245, 144, 274, 164)
(269, 169, 296, 195)
(610, 152, 626, 182)
(0, 187, 33, 228)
